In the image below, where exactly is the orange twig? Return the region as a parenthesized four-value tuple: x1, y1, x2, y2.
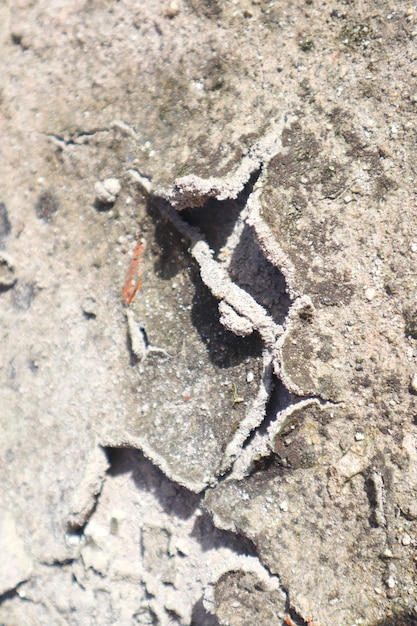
(122, 239, 145, 306)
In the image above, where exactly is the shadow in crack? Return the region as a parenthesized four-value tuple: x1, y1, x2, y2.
(191, 598, 220, 626)
(106, 447, 201, 520)
(146, 197, 264, 370)
(102, 448, 263, 626)
(232, 376, 299, 478)
(147, 188, 287, 369)
(238, 376, 295, 457)
(0, 587, 19, 606)
(191, 510, 258, 556)
(179, 181, 291, 327)
(147, 198, 192, 281)
(190, 267, 264, 368)
(105, 448, 258, 557)
(181, 171, 261, 255)
(265, 376, 294, 422)
(229, 223, 291, 325)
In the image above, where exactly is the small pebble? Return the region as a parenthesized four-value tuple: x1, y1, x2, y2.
(355, 432, 365, 441)
(164, 0, 180, 17)
(364, 287, 376, 301)
(377, 144, 391, 158)
(94, 178, 121, 204)
(382, 548, 394, 559)
(279, 500, 289, 512)
(402, 533, 412, 546)
(246, 371, 254, 383)
(81, 296, 97, 318)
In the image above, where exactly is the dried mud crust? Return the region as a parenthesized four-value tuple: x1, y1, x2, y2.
(2, 0, 417, 625)
(155, 117, 417, 623)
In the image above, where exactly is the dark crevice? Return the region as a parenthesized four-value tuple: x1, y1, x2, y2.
(93, 198, 115, 212)
(0, 582, 25, 606)
(166, 608, 183, 623)
(176, 168, 291, 326)
(148, 195, 265, 369)
(181, 169, 261, 254)
(0, 202, 11, 249)
(148, 198, 193, 280)
(191, 597, 220, 626)
(191, 510, 258, 556)
(104, 447, 260, 561)
(105, 447, 202, 520)
(285, 604, 311, 626)
(228, 223, 291, 325)
(41, 558, 76, 567)
(149, 191, 287, 372)
(45, 129, 110, 146)
(182, 194, 244, 254)
(233, 375, 296, 477)
(263, 377, 295, 429)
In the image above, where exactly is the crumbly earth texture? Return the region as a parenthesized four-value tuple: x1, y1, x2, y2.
(1, 1, 417, 625)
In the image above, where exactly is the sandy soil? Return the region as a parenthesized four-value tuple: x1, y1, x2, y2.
(1, 1, 417, 624)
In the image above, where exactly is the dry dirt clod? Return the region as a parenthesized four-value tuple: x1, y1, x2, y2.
(94, 178, 121, 204)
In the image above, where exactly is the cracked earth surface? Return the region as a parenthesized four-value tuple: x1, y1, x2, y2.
(1, 1, 417, 625)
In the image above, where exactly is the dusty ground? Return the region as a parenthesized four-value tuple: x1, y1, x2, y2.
(1, 0, 417, 624)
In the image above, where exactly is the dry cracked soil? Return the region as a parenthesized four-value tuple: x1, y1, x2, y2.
(1, 1, 417, 625)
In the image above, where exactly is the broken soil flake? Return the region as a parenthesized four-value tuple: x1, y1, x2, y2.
(107, 206, 267, 493)
(124, 166, 296, 491)
(205, 465, 379, 625)
(204, 405, 390, 625)
(67, 449, 281, 626)
(198, 139, 417, 623)
(151, 101, 417, 622)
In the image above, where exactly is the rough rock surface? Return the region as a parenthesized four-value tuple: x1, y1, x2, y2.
(1, 0, 417, 625)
